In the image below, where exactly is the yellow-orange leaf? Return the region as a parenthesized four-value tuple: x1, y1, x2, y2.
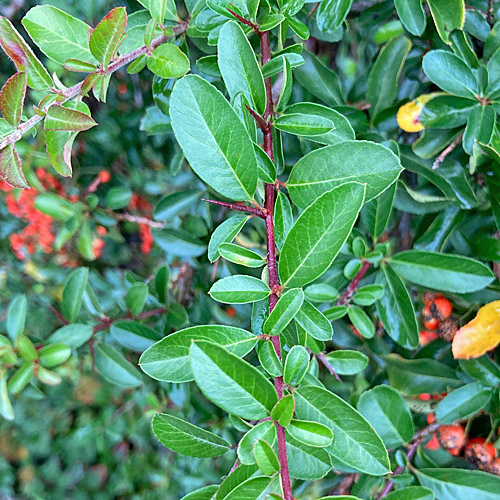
(396, 94, 435, 133)
(452, 300, 500, 359)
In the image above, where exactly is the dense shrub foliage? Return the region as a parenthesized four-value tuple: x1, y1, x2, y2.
(1, 0, 500, 498)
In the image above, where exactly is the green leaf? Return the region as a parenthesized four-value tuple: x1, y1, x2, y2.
(110, 321, 160, 352)
(316, 0, 353, 33)
(427, 0, 465, 44)
(89, 7, 127, 69)
(376, 264, 419, 350)
(388, 250, 495, 293)
(125, 283, 149, 316)
(39, 344, 71, 368)
(462, 105, 495, 154)
(0, 72, 26, 127)
(238, 421, 276, 465)
(261, 53, 304, 78)
(152, 413, 230, 457)
(209, 275, 271, 304)
(222, 476, 271, 500)
(0, 144, 27, 189)
(218, 21, 266, 115)
(190, 340, 278, 419)
(218, 243, 265, 268)
(294, 50, 343, 106)
(384, 487, 435, 500)
(288, 419, 333, 447)
(263, 288, 304, 336)
(435, 382, 493, 424)
(419, 96, 477, 129)
(95, 344, 143, 388)
(270, 394, 295, 427)
(277, 57, 293, 112)
(422, 50, 478, 98)
(279, 182, 365, 287)
(154, 228, 206, 257)
(258, 340, 283, 377)
(284, 345, 310, 386)
(154, 189, 202, 221)
(137, 0, 170, 23)
(304, 283, 339, 303)
(140, 325, 256, 382)
(0, 16, 52, 90)
(295, 386, 390, 475)
(253, 143, 276, 183)
(357, 385, 414, 448)
(0, 375, 14, 421)
(22, 5, 96, 65)
(416, 468, 500, 500)
(181, 485, 219, 500)
(7, 294, 27, 340)
(278, 0, 305, 16)
(253, 439, 280, 475)
(147, 44, 190, 78)
(45, 105, 97, 132)
(347, 306, 374, 339)
(295, 300, 333, 341)
(170, 75, 258, 201)
(458, 356, 500, 387)
(368, 38, 412, 123)
(285, 434, 333, 480)
(383, 354, 462, 396)
(274, 192, 293, 251)
(47, 324, 93, 349)
(288, 141, 401, 208)
(361, 183, 396, 241)
(275, 112, 334, 136)
(394, 0, 426, 36)
(324, 350, 368, 376)
(284, 102, 355, 145)
(61, 267, 88, 323)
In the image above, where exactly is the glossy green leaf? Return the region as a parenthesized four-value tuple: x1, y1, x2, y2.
(125, 283, 148, 316)
(288, 141, 401, 208)
(295, 300, 333, 341)
(295, 386, 390, 475)
(39, 344, 71, 368)
(190, 340, 278, 419)
(257, 340, 283, 377)
(316, 0, 353, 33)
(324, 350, 368, 376)
(277, 57, 293, 112)
(458, 356, 500, 387)
(0, 72, 26, 127)
(89, 7, 127, 69)
(0, 375, 14, 421)
(22, 5, 96, 65)
(435, 382, 493, 424)
(394, 0, 426, 36)
(0, 144, 27, 189)
(304, 284, 339, 303)
(274, 112, 334, 136)
(110, 321, 160, 352)
(140, 325, 256, 382)
(253, 439, 280, 475)
(223, 476, 271, 500)
(357, 385, 414, 448)
(238, 421, 276, 465)
(347, 306, 374, 339)
(147, 44, 190, 78)
(208, 215, 249, 262)
(95, 344, 142, 388)
(253, 143, 276, 183)
(427, 0, 465, 43)
(61, 267, 88, 323)
(376, 264, 419, 350)
(218, 21, 266, 115)
(288, 419, 333, 447)
(420, 96, 477, 129)
(7, 294, 27, 340)
(263, 288, 304, 335)
(367, 37, 412, 121)
(384, 487, 434, 500)
(47, 324, 93, 349)
(170, 75, 258, 201)
(210, 275, 271, 304)
(152, 413, 230, 457)
(285, 434, 333, 480)
(218, 243, 265, 268)
(270, 394, 295, 427)
(280, 182, 365, 287)
(0, 16, 52, 89)
(154, 190, 202, 221)
(416, 468, 500, 500)
(274, 192, 293, 251)
(462, 105, 495, 154)
(181, 485, 219, 500)
(384, 354, 462, 396)
(45, 105, 97, 132)
(422, 50, 478, 98)
(388, 250, 495, 293)
(284, 345, 310, 386)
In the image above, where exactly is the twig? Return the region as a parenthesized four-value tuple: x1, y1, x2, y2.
(0, 20, 190, 151)
(112, 212, 167, 228)
(202, 198, 265, 218)
(432, 132, 464, 170)
(315, 352, 342, 383)
(93, 307, 167, 334)
(227, 9, 261, 34)
(49, 304, 68, 325)
(337, 260, 371, 305)
(245, 105, 268, 131)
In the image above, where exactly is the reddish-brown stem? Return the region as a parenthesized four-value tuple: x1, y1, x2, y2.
(49, 304, 68, 325)
(202, 198, 265, 218)
(245, 104, 268, 130)
(315, 352, 342, 383)
(258, 28, 293, 500)
(93, 307, 168, 334)
(227, 9, 261, 33)
(432, 132, 464, 170)
(337, 260, 371, 305)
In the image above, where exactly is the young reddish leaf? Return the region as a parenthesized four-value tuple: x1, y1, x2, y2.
(81, 73, 99, 96)
(45, 105, 97, 131)
(0, 72, 27, 127)
(89, 7, 127, 69)
(452, 300, 500, 359)
(0, 16, 52, 90)
(64, 59, 98, 73)
(0, 144, 28, 189)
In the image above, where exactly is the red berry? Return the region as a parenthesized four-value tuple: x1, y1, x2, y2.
(431, 297, 453, 320)
(418, 393, 431, 401)
(427, 413, 436, 424)
(465, 438, 496, 469)
(425, 434, 441, 450)
(437, 425, 467, 454)
(422, 304, 439, 330)
(98, 170, 111, 183)
(420, 329, 438, 346)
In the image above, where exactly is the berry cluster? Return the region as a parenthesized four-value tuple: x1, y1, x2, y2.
(420, 292, 458, 345)
(128, 194, 154, 254)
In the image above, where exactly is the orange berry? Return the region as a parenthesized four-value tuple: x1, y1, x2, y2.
(431, 297, 453, 320)
(226, 307, 237, 318)
(98, 170, 111, 183)
(96, 226, 107, 236)
(418, 393, 431, 401)
(425, 434, 441, 450)
(465, 438, 496, 469)
(427, 413, 436, 424)
(422, 305, 439, 330)
(420, 329, 438, 346)
(437, 425, 467, 453)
